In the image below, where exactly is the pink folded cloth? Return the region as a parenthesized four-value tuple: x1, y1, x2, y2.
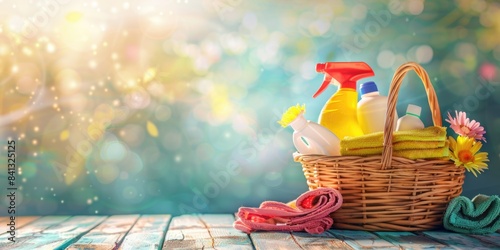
(233, 187, 343, 234)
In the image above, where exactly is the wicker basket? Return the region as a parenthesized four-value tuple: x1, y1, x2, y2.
(294, 62, 465, 231)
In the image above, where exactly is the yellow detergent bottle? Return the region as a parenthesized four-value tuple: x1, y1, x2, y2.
(314, 62, 374, 139)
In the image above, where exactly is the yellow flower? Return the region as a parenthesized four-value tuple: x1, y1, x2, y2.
(448, 136, 489, 177)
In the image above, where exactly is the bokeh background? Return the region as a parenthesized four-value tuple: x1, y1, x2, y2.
(1, 0, 499, 216)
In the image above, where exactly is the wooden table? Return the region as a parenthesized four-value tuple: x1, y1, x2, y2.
(1, 214, 499, 249)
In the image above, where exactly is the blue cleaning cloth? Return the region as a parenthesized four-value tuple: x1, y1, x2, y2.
(443, 194, 500, 235)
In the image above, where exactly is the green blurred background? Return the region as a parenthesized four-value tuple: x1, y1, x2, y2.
(1, 0, 499, 215)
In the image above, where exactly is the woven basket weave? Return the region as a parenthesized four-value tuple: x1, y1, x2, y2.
(294, 62, 465, 231)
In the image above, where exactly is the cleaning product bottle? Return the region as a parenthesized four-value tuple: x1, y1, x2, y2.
(357, 81, 397, 134)
(396, 104, 424, 131)
(279, 104, 340, 156)
(314, 62, 374, 139)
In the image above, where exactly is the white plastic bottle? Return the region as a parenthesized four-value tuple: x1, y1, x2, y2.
(289, 112, 341, 156)
(357, 81, 397, 134)
(396, 104, 425, 131)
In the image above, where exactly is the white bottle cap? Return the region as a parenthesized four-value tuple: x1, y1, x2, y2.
(406, 104, 421, 117)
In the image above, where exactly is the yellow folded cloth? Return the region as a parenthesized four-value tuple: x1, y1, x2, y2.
(395, 144, 449, 159)
(340, 141, 446, 155)
(341, 141, 450, 159)
(340, 126, 450, 160)
(393, 140, 446, 150)
(341, 126, 447, 150)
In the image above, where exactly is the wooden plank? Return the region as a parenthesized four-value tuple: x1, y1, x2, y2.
(119, 214, 171, 250)
(329, 229, 399, 249)
(376, 231, 452, 249)
(0, 216, 40, 236)
(251, 231, 352, 250)
(42, 216, 106, 235)
(167, 214, 235, 229)
(292, 231, 352, 249)
(0, 216, 69, 248)
(13, 217, 40, 228)
(165, 228, 252, 249)
(165, 228, 212, 248)
(468, 233, 500, 247)
(251, 231, 352, 249)
(192, 214, 236, 228)
(250, 232, 305, 249)
(163, 214, 252, 249)
(67, 214, 140, 250)
(33, 216, 106, 250)
(167, 214, 206, 229)
(423, 231, 498, 249)
(0, 216, 106, 250)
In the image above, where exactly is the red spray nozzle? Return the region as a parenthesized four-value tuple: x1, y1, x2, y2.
(313, 62, 374, 98)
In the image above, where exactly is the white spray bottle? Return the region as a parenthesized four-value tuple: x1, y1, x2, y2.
(279, 104, 340, 156)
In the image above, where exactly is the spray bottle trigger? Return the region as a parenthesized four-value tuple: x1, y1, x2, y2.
(313, 74, 332, 98)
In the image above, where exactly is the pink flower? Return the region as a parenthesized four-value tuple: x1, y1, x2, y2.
(446, 111, 486, 142)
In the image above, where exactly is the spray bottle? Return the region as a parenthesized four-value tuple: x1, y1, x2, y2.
(279, 104, 340, 156)
(314, 62, 375, 139)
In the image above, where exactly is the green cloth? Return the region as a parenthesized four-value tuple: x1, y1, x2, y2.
(443, 194, 500, 235)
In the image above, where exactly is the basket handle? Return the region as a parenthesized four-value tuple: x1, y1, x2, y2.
(380, 62, 442, 169)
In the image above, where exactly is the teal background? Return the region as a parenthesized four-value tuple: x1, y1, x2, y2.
(0, 0, 499, 216)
